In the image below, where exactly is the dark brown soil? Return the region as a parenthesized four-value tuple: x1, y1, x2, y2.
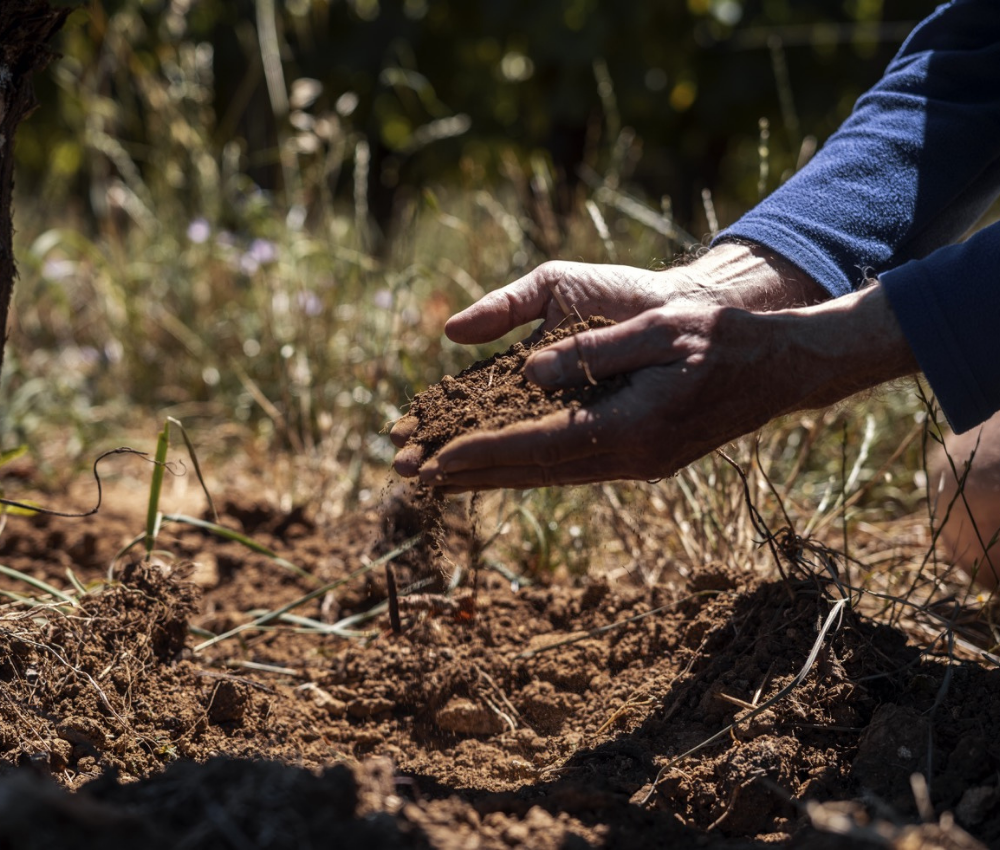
(0, 483, 997, 849)
(403, 316, 626, 461)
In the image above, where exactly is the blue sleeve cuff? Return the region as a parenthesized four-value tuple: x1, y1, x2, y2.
(881, 223, 1000, 433)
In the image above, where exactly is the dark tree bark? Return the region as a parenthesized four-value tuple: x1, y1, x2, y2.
(0, 1, 71, 378)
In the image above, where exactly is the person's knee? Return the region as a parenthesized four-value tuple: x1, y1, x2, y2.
(928, 411, 1000, 591)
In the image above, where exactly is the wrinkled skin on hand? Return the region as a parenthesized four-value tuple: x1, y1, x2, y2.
(393, 304, 786, 490)
(391, 250, 915, 492)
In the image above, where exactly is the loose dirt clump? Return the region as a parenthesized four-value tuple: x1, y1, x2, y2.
(0, 490, 998, 849)
(402, 316, 625, 462)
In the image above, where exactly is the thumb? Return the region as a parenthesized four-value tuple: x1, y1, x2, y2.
(444, 261, 579, 344)
(525, 309, 685, 387)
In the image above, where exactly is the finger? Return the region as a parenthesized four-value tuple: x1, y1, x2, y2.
(392, 444, 425, 478)
(389, 414, 419, 448)
(418, 406, 616, 483)
(431, 453, 650, 492)
(444, 261, 581, 344)
(525, 310, 687, 388)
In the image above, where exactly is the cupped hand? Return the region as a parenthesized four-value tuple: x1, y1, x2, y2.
(402, 305, 796, 491)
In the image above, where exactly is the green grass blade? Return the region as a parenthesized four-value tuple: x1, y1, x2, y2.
(0, 445, 28, 467)
(145, 425, 169, 557)
(0, 564, 78, 606)
(65, 568, 89, 596)
(110, 532, 147, 579)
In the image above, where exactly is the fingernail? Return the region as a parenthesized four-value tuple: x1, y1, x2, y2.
(529, 351, 564, 386)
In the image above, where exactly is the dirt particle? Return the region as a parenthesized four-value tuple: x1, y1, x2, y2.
(348, 697, 395, 719)
(435, 697, 505, 736)
(852, 704, 929, 809)
(207, 680, 251, 725)
(956, 786, 999, 827)
(46, 739, 72, 772)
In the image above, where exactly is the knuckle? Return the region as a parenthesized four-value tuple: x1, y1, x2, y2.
(644, 307, 675, 332)
(538, 259, 570, 279)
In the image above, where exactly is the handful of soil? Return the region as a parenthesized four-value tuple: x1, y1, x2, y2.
(403, 316, 627, 462)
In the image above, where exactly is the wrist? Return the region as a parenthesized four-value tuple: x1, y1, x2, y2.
(663, 242, 830, 312)
(768, 283, 919, 412)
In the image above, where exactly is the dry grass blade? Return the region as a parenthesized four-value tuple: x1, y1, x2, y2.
(639, 596, 849, 807)
(165, 417, 218, 523)
(192, 534, 420, 652)
(270, 611, 376, 639)
(0, 447, 151, 518)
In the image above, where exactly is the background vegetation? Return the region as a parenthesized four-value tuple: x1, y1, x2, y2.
(3, 0, 968, 599)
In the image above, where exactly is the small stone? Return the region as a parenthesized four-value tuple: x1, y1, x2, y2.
(56, 716, 107, 750)
(298, 683, 348, 717)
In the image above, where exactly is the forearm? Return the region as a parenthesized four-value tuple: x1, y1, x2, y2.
(717, 0, 1000, 296)
(762, 283, 919, 415)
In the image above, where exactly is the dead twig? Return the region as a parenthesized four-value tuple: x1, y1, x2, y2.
(386, 564, 401, 634)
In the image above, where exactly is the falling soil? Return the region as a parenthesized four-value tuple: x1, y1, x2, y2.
(0, 485, 998, 850)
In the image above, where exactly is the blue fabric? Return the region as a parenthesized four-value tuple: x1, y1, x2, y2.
(714, 0, 1000, 432)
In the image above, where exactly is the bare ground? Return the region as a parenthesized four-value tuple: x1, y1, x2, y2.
(0, 476, 997, 850)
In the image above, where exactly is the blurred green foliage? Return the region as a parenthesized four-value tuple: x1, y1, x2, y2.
(19, 0, 937, 234)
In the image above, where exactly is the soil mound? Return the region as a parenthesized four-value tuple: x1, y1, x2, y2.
(0, 496, 997, 848)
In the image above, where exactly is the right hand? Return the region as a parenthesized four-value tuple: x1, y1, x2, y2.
(443, 259, 679, 345)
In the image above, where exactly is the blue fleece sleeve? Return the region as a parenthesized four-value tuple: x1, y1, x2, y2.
(714, 0, 1000, 432)
(881, 223, 1000, 434)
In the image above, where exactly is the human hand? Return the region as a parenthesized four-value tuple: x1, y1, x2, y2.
(441, 242, 827, 346)
(397, 304, 781, 489)
(392, 285, 916, 491)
